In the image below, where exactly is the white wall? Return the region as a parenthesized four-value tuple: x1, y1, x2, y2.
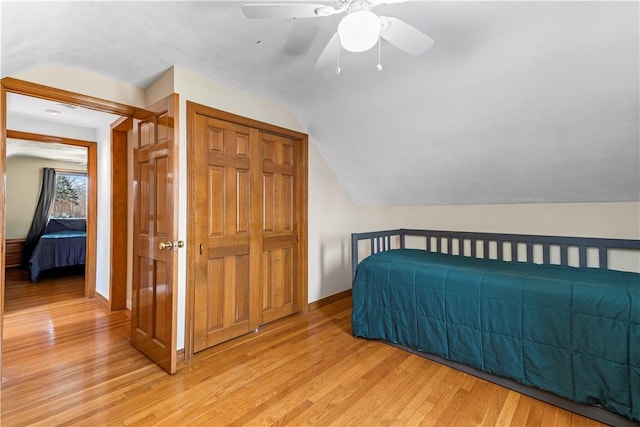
(356, 202, 640, 238)
(6, 156, 86, 238)
(308, 142, 356, 302)
(356, 202, 640, 272)
(13, 65, 146, 108)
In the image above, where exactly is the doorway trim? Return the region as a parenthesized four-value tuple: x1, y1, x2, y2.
(0, 77, 144, 373)
(110, 117, 133, 311)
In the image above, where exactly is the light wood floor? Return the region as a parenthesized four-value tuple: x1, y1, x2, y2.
(1, 268, 608, 426)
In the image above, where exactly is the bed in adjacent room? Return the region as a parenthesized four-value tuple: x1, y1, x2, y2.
(28, 218, 87, 282)
(351, 229, 640, 426)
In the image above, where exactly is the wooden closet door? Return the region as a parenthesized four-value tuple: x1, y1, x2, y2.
(189, 103, 307, 355)
(260, 132, 299, 324)
(193, 115, 260, 352)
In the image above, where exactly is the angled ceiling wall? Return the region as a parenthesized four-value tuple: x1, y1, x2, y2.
(2, 1, 638, 206)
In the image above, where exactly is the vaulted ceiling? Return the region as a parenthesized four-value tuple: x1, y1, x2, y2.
(2, 1, 638, 206)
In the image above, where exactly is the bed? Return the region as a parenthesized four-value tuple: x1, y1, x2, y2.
(351, 229, 640, 426)
(28, 218, 87, 282)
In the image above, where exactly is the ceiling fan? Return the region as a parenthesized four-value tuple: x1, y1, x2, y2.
(241, 0, 434, 70)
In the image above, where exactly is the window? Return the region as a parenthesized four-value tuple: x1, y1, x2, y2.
(51, 172, 87, 219)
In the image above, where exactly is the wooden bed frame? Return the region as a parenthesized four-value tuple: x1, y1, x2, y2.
(351, 228, 640, 427)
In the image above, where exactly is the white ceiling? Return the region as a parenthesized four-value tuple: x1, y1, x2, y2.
(7, 93, 119, 129)
(6, 139, 88, 165)
(2, 1, 638, 206)
(5, 93, 119, 163)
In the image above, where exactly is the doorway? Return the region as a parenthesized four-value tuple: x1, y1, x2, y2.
(5, 128, 95, 296)
(0, 77, 138, 373)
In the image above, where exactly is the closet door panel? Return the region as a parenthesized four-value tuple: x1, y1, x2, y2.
(260, 133, 298, 324)
(193, 116, 255, 352)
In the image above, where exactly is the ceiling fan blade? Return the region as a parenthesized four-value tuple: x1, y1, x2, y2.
(314, 33, 340, 69)
(380, 16, 434, 56)
(241, 3, 337, 19)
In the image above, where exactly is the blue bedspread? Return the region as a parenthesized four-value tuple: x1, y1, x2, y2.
(352, 249, 639, 421)
(28, 231, 86, 282)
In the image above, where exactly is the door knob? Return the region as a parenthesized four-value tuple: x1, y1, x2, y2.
(159, 240, 185, 250)
(159, 241, 173, 250)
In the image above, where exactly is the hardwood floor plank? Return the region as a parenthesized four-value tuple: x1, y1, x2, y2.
(387, 364, 442, 426)
(328, 355, 424, 426)
(526, 399, 546, 427)
(237, 344, 368, 426)
(511, 394, 533, 426)
(302, 349, 410, 426)
(281, 344, 396, 426)
(449, 379, 491, 426)
(496, 391, 523, 426)
(372, 357, 438, 426)
(1, 269, 613, 426)
(479, 382, 511, 426)
(539, 404, 559, 427)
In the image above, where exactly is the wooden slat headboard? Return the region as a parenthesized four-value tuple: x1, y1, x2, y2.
(351, 229, 640, 279)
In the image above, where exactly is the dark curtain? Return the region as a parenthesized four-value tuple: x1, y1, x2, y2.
(21, 168, 57, 269)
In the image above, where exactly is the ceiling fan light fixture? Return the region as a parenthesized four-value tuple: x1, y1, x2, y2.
(337, 10, 380, 53)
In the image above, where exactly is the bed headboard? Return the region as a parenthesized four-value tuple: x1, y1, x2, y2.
(351, 229, 640, 279)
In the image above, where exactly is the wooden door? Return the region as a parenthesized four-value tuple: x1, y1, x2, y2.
(260, 132, 299, 324)
(131, 94, 179, 374)
(192, 115, 260, 352)
(189, 104, 307, 355)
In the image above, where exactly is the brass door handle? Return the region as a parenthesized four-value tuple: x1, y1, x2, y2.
(159, 240, 185, 250)
(159, 241, 173, 250)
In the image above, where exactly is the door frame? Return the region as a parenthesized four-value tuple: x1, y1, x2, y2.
(110, 117, 134, 310)
(185, 101, 308, 359)
(0, 77, 144, 372)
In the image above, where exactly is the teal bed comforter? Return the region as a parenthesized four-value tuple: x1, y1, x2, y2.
(351, 249, 639, 421)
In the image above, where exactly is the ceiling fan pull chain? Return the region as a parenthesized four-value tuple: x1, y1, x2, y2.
(377, 34, 383, 71)
(336, 42, 342, 74)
